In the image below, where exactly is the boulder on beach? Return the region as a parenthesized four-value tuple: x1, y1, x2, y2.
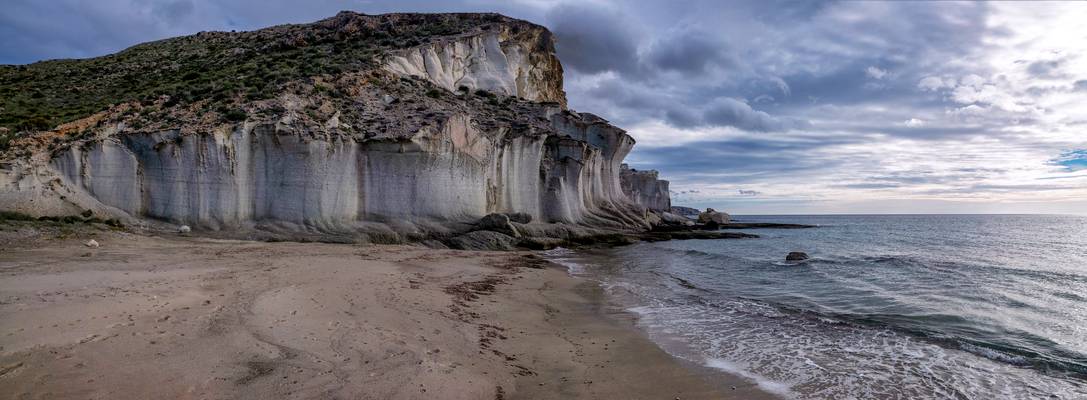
(786, 252, 809, 261)
(448, 230, 519, 251)
(698, 208, 730, 224)
(476, 213, 521, 238)
(505, 212, 533, 224)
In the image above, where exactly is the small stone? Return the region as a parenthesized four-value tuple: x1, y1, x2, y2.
(178, 225, 191, 234)
(84, 239, 99, 248)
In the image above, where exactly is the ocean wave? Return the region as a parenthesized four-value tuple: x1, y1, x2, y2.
(704, 358, 797, 399)
(559, 215, 1087, 398)
(700, 294, 1087, 380)
(958, 341, 1030, 366)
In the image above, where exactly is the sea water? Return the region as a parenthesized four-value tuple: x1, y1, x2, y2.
(545, 214, 1087, 399)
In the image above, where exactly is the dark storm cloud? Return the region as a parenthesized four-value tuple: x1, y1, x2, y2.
(546, 4, 640, 74)
(553, 1, 1000, 142)
(702, 98, 789, 132)
(580, 76, 797, 132)
(643, 27, 735, 74)
(627, 135, 860, 184)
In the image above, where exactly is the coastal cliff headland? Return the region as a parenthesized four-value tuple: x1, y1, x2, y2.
(0, 11, 781, 400)
(0, 12, 684, 249)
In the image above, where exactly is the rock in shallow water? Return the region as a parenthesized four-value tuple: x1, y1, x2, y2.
(786, 252, 809, 261)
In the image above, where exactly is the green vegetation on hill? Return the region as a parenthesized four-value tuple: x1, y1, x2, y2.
(0, 12, 507, 135)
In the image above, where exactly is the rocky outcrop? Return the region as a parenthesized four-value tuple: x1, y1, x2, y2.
(619, 164, 670, 212)
(697, 208, 730, 224)
(671, 206, 700, 218)
(384, 20, 566, 107)
(0, 12, 666, 243)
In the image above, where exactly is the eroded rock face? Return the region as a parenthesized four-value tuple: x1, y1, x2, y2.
(384, 21, 566, 107)
(0, 12, 666, 239)
(620, 164, 671, 212)
(46, 110, 647, 232)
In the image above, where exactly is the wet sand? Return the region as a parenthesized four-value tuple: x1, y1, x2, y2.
(0, 226, 773, 399)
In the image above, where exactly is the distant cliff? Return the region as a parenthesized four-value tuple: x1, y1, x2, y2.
(620, 164, 670, 212)
(0, 12, 670, 244)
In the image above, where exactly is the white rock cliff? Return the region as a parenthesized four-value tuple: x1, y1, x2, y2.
(0, 12, 664, 242)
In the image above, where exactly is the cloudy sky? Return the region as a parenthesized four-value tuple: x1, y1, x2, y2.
(3, 0, 1086, 214)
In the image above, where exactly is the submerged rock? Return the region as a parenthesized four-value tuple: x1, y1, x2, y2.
(786, 252, 809, 261)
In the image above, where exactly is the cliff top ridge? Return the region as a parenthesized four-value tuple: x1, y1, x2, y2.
(0, 11, 553, 144)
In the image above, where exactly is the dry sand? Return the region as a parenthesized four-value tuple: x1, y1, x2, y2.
(0, 225, 774, 399)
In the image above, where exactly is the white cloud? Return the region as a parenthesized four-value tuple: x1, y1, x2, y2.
(918, 76, 953, 91)
(903, 118, 925, 127)
(959, 74, 986, 89)
(865, 66, 888, 80)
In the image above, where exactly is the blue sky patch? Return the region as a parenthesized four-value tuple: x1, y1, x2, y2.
(1054, 150, 1087, 171)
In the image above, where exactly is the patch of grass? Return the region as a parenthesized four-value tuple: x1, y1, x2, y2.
(0, 130, 14, 152)
(0, 211, 35, 221)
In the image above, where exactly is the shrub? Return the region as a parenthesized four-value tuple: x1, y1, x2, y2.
(0, 211, 35, 221)
(0, 131, 13, 151)
(223, 109, 248, 122)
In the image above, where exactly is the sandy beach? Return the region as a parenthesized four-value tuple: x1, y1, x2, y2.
(0, 224, 772, 399)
